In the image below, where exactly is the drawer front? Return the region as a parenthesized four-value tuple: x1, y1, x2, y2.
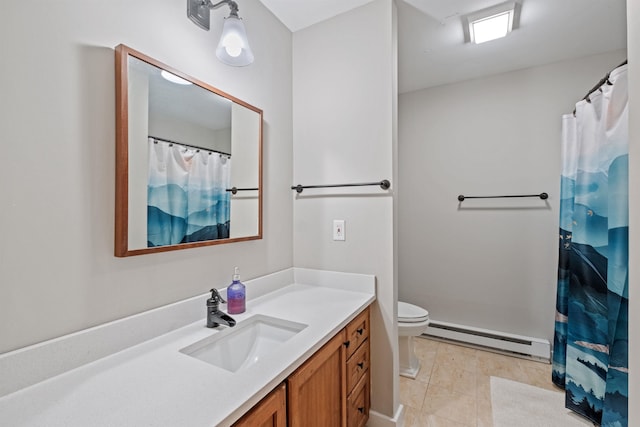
(346, 339, 369, 393)
(347, 370, 370, 427)
(345, 308, 369, 359)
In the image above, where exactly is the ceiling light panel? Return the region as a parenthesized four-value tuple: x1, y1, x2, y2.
(471, 11, 513, 43)
(463, 1, 520, 44)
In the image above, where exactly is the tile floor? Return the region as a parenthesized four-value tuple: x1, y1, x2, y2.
(400, 337, 557, 427)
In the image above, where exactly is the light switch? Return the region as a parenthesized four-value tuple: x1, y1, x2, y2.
(333, 220, 345, 241)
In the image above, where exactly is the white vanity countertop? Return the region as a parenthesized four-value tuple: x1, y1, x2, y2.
(0, 278, 375, 427)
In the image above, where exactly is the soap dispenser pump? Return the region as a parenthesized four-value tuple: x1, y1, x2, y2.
(226, 267, 246, 314)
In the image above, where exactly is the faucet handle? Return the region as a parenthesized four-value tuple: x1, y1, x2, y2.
(208, 288, 226, 305)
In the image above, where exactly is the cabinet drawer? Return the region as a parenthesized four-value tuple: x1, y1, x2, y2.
(346, 339, 369, 393)
(345, 308, 369, 359)
(347, 370, 370, 427)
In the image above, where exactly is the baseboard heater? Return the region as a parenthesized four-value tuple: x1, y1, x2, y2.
(423, 320, 551, 362)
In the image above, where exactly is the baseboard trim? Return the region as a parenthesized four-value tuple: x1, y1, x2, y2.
(424, 320, 551, 362)
(368, 404, 406, 427)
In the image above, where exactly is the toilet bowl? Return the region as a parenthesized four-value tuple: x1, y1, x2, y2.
(398, 301, 430, 379)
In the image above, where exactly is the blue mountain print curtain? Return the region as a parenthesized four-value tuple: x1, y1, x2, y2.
(147, 138, 231, 247)
(552, 64, 628, 426)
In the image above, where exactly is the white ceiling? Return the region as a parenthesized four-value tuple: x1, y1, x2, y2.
(258, 0, 627, 93)
(257, 0, 375, 32)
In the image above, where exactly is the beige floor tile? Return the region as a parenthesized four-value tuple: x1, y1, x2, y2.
(405, 407, 473, 427)
(403, 406, 428, 427)
(415, 336, 440, 353)
(476, 398, 493, 427)
(475, 374, 492, 403)
(429, 364, 477, 397)
(400, 376, 429, 410)
(425, 414, 474, 427)
(414, 357, 435, 385)
(438, 341, 477, 356)
(399, 339, 554, 427)
(517, 359, 557, 391)
(416, 345, 438, 366)
(434, 343, 478, 372)
(475, 351, 521, 380)
(517, 357, 552, 375)
(422, 388, 477, 426)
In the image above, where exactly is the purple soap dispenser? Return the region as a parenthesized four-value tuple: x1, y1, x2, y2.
(226, 267, 246, 314)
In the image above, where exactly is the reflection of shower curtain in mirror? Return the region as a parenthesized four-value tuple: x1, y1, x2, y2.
(552, 64, 628, 426)
(147, 138, 231, 247)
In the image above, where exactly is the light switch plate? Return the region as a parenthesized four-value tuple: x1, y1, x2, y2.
(333, 220, 345, 241)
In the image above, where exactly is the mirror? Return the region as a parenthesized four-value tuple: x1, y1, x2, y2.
(115, 44, 262, 257)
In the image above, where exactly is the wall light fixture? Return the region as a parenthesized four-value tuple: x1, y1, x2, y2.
(187, 0, 254, 66)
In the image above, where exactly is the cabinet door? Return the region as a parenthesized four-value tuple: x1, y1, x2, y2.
(232, 383, 287, 427)
(287, 330, 347, 427)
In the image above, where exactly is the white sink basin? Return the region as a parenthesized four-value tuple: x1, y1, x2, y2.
(180, 315, 307, 372)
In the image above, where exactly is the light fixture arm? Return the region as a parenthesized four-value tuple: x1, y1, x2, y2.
(187, 0, 254, 67)
(208, 0, 239, 17)
(188, 0, 240, 30)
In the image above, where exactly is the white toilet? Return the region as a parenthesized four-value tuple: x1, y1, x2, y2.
(398, 301, 430, 378)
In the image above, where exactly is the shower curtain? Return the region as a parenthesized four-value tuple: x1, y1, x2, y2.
(147, 138, 231, 247)
(552, 64, 628, 426)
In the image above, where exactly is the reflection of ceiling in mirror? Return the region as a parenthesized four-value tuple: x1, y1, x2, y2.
(129, 56, 232, 131)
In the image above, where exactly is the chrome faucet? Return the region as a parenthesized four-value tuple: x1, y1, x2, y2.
(207, 288, 236, 328)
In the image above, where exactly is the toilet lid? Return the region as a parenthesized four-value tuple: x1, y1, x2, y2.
(398, 301, 429, 323)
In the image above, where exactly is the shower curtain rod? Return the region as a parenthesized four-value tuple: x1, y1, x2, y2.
(578, 59, 628, 105)
(457, 192, 549, 202)
(291, 179, 391, 193)
(149, 136, 231, 157)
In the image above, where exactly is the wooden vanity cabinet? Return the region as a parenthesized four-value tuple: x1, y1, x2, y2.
(232, 383, 287, 427)
(288, 307, 371, 427)
(233, 306, 371, 427)
(287, 329, 347, 427)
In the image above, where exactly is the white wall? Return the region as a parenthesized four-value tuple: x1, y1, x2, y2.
(626, 0, 638, 423)
(292, 0, 398, 419)
(148, 113, 231, 154)
(230, 103, 260, 238)
(0, 0, 293, 354)
(399, 50, 627, 343)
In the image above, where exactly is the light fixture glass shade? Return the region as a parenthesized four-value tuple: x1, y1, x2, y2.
(216, 16, 254, 67)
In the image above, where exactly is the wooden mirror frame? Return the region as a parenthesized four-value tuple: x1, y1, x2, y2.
(114, 44, 263, 257)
